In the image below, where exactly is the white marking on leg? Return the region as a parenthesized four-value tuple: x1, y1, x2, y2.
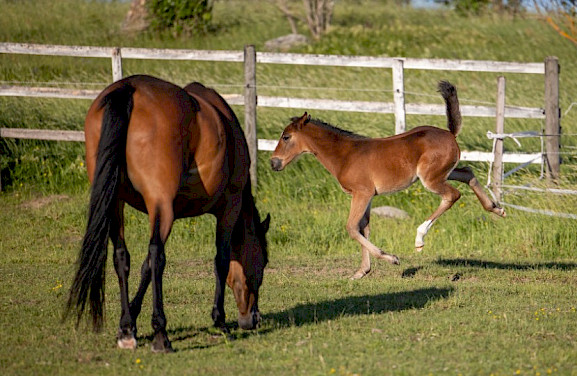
(117, 335, 137, 350)
(415, 219, 434, 250)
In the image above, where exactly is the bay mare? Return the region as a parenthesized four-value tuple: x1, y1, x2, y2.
(66, 75, 270, 352)
(270, 81, 505, 279)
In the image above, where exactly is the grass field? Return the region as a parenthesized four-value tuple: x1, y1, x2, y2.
(1, 0, 577, 375)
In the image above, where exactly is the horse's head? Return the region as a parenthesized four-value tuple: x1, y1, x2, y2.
(227, 204, 270, 330)
(270, 112, 311, 171)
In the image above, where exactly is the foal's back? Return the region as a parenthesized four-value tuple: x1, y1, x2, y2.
(344, 125, 460, 195)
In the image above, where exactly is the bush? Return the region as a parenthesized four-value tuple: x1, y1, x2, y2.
(147, 0, 213, 36)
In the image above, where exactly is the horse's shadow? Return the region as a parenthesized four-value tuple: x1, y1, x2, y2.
(162, 286, 452, 350)
(263, 286, 452, 329)
(436, 258, 577, 271)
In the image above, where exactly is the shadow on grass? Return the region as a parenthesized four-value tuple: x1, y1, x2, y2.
(163, 287, 453, 350)
(436, 258, 577, 271)
(263, 286, 453, 328)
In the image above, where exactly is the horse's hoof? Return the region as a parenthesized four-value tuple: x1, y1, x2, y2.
(117, 335, 137, 350)
(151, 340, 174, 353)
(415, 245, 424, 252)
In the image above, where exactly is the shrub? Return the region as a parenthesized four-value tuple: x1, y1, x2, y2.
(147, 0, 213, 36)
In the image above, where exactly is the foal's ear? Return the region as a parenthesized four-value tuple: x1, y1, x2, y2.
(261, 213, 271, 234)
(296, 112, 310, 129)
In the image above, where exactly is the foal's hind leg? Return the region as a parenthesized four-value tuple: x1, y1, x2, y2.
(347, 193, 400, 267)
(351, 203, 373, 280)
(110, 201, 138, 350)
(416, 180, 461, 252)
(448, 167, 506, 217)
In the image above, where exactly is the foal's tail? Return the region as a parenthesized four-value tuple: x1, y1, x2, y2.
(65, 82, 135, 331)
(438, 81, 462, 137)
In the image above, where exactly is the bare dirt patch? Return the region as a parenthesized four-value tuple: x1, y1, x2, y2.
(20, 194, 70, 210)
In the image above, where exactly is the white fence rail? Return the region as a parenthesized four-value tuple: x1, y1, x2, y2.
(0, 42, 560, 189)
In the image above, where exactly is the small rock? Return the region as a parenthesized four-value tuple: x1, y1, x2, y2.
(264, 34, 308, 51)
(371, 206, 410, 220)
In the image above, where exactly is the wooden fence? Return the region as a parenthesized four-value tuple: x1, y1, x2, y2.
(0, 42, 561, 191)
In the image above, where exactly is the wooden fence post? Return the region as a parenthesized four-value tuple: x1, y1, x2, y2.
(392, 58, 406, 134)
(544, 56, 560, 182)
(492, 76, 506, 202)
(244, 45, 258, 189)
(111, 47, 123, 82)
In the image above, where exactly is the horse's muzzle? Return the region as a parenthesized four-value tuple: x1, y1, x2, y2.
(270, 157, 283, 171)
(238, 310, 261, 330)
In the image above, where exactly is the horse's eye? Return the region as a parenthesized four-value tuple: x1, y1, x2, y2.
(282, 135, 291, 142)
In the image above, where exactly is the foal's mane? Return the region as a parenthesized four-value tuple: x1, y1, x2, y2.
(293, 116, 368, 140)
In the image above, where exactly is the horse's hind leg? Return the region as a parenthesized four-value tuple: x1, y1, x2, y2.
(347, 193, 400, 268)
(110, 201, 138, 350)
(148, 202, 175, 353)
(416, 180, 461, 252)
(351, 203, 372, 280)
(448, 167, 506, 217)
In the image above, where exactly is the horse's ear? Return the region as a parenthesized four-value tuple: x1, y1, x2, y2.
(261, 213, 271, 234)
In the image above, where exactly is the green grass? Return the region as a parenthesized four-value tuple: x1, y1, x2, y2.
(1, 0, 577, 374)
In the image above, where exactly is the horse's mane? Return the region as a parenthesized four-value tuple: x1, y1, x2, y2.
(294, 116, 368, 140)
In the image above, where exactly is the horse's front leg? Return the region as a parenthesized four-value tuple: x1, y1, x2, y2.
(346, 193, 400, 274)
(110, 201, 137, 350)
(212, 195, 242, 330)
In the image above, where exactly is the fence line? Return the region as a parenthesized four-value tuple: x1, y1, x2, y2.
(0, 42, 561, 190)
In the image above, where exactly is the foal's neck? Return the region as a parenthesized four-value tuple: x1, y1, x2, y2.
(304, 123, 365, 176)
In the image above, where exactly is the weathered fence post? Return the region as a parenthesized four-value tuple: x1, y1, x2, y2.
(111, 47, 123, 82)
(492, 76, 506, 202)
(392, 58, 406, 134)
(544, 56, 560, 182)
(244, 45, 258, 189)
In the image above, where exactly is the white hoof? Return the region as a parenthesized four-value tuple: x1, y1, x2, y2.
(117, 336, 137, 350)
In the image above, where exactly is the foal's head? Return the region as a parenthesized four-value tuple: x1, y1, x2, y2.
(227, 197, 270, 330)
(270, 112, 311, 171)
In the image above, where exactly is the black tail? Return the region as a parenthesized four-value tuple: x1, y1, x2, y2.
(438, 81, 462, 137)
(65, 82, 135, 331)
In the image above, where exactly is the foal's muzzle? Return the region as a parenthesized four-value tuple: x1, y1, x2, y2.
(270, 157, 283, 171)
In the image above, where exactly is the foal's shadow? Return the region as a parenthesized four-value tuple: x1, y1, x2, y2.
(164, 287, 453, 350)
(436, 258, 577, 271)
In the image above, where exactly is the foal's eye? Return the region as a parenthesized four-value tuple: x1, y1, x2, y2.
(282, 135, 291, 142)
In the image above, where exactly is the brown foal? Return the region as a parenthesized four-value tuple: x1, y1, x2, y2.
(270, 81, 505, 279)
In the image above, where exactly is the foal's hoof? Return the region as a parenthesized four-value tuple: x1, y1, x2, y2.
(350, 269, 370, 280)
(415, 245, 424, 252)
(117, 335, 137, 350)
(384, 254, 400, 265)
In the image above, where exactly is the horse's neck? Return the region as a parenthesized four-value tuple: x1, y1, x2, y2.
(304, 126, 357, 176)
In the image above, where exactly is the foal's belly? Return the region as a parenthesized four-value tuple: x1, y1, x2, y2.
(375, 175, 418, 195)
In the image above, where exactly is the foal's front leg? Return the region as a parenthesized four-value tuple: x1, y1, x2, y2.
(351, 203, 372, 280)
(347, 193, 400, 275)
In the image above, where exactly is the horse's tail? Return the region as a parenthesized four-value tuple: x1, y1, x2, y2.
(65, 82, 135, 331)
(438, 81, 462, 137)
